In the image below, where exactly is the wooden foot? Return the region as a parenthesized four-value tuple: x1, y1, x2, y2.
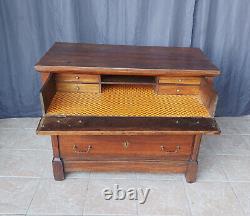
(185, 160, 198, 183)
(52, 157, 65, 181)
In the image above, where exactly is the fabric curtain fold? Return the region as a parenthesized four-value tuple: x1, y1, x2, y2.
(0, 0, 249, 117)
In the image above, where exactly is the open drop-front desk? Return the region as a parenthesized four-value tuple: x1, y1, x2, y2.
(35, 42, 220, 183)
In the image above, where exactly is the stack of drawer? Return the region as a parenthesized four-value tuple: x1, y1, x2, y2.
(156, 77, 201, 95)
(56, 74, 101, 93)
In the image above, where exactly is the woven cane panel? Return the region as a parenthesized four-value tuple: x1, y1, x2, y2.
(47, 85, 210, 117)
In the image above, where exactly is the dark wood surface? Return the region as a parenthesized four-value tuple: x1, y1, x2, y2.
(37, 116, 220, 135)
(185, 160, 198, 183)
(64, 160, 188, 173)
(52, 157, 65, 181)
(39, 74, 56, 114)
(58, 135, 193, 160)
(35, 42, 219, 76)
(51, 135, 64, 180)
(199, 78, 218, 116)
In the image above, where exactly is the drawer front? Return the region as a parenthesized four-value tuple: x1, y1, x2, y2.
(59, 135, 193, 160)
(56, 74, 100, 83)
(158, 77, 201, 85)
(157, 85, 200, 95)
(56, 82, 100, 93)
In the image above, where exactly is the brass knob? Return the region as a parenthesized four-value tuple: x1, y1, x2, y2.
(178, 79, 182, 82)
(176, 89, 180, 93)
(122, 141, 129, 149)
(75, 76, 80, 79)
(76, 86, 80, 91)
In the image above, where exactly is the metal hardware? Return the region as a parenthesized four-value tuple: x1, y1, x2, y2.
(75, 76, 80, 79)
(178, 79, 182, 82)
(160, 145, 180, 153)
(73, 145, 92, 153)
(176, 89, 180, 93)
(122, 140, 129, 149)
(76, 86, 80, 91)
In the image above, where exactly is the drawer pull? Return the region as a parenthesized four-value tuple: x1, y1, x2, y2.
(176, 89, 180, 93)
(122, 141, 129, 149)
(160, 145, 180, 153)
(75, 76, 80, 79)
(76, 86, 80, 91)
(73, 145, 92, 153)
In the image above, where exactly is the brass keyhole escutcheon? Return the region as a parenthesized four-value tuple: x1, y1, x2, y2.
(123, 140, 129, 149)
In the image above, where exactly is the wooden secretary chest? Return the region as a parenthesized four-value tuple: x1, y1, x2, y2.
(35, 42, 220, 183)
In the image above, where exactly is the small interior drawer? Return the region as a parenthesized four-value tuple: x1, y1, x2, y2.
(56, 74, 100, 83)
(158, 77, 201, 85)
(56, 82, 100, 93)
(58, 135, 193, 160)
(157, 85, 200, 95)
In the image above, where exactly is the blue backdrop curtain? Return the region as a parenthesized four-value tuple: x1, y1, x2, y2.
(0, 0, 249, 118)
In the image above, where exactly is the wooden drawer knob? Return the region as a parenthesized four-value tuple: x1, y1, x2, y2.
(160, 145, 180, 153)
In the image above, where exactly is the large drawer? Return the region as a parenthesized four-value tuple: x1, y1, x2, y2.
(58, 135, 194, 160)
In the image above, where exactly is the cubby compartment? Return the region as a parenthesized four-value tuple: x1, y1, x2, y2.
(39, 73, 216, 118)
(101, 75, 156, 85)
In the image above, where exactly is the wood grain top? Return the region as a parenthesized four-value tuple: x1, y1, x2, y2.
(35, 42, 220, 77)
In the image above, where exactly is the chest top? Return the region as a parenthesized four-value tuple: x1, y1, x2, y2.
(35, 42, 219, 77)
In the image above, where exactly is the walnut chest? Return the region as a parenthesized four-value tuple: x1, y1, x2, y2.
(35, 42, 220, 183)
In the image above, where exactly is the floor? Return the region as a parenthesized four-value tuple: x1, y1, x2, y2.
(0, 117, 250, 216)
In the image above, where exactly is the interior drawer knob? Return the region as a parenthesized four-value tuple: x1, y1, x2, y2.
(160, 145, 180, 153)
(176, 89, 180, 93)
(75, 76, 80, 79)
(76, 86, 80, 91)
(178, 79, 182, 82)
(73, 144, 92, 153)
(122, 140, 129, 149)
